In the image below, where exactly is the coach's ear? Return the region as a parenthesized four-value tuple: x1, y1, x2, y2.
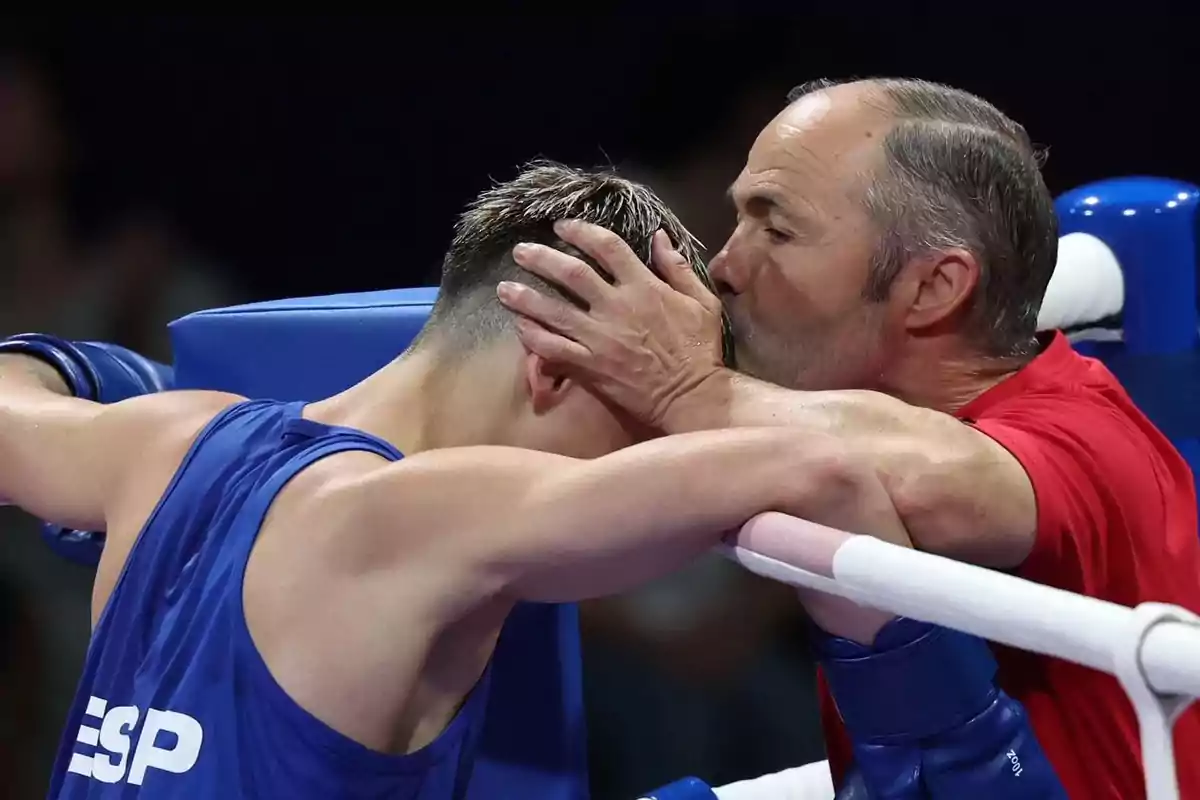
(523, 351, 573, 415)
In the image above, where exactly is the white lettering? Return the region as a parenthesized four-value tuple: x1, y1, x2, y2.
(66, 695, 110, 778)
(1007, 748, 1024, 778)
(92, 705, 139, 783)
(128, 709, 204, 785)
(67, 696, 203, 786)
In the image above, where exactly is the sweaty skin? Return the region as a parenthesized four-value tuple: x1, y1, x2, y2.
(494, 85, 1039, 571)
(497, 216, 1039, 571)
(0, 352, 909, 755)
(493, 80, 1200, 799)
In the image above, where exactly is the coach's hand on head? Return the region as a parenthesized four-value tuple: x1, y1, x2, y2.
(498, 220, 728, 431)
(496, 207, 1037, 576)
(497, 79, 1069, 577)
(497, 81, 1191, 800)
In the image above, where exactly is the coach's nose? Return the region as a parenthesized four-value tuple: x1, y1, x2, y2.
(709, 232, 748, 298)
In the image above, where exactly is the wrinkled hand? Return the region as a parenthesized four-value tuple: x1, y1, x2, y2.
(496, 219, 725, 429)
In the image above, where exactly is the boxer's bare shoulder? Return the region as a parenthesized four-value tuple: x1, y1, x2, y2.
(0, 380, 246, 621)
(237, 444, 572, 755)
(93, 391, 247, 609)
(235, 427, 849, 755)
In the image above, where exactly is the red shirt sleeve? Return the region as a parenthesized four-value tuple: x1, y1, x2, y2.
(970, 390, 1183, 596)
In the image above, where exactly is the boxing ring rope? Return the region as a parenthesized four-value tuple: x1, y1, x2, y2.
(709, 516, 1200, 800)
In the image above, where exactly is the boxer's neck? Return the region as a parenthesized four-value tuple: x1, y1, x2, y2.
(307, 341, 520, 456)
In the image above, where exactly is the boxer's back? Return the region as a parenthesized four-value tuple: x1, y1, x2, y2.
(49, 399, 489, 799)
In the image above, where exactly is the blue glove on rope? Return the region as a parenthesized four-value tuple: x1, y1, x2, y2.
(0, 333, 174, 567)
(816, 618, 1067, 799)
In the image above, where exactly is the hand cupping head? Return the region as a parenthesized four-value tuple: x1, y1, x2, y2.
(429, 159, 710, 347)
(413, 161, 714, 457)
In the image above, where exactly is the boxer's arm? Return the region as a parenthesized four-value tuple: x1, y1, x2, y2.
(0, 353, 114, 527)
(660, 371, 1036, 569)
(351, 428, 889, 606)
(0, 353, 231, 531)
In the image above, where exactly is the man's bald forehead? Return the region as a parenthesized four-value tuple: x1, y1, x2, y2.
(735, 86, 889, 235)
(784, 80, 894, 124)
(770, 85, 892, 170)
(779, 88, 833, 129)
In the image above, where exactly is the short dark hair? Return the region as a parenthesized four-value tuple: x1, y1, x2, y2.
(787, 78, 1059, 357)
(428, 160, 734, 362)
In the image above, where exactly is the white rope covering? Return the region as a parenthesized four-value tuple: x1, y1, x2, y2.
(716, 512, 1200, 800)
(713, 760, 833, 800)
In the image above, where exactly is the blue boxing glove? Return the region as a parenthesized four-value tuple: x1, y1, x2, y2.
(0, 334, 174, 567)
(835, 769, 877, 799)
(40, 527, 108, 568)
(816, 618, 1067, 799)
(0, 333, 173, 403)
(636, 777, 717, 799)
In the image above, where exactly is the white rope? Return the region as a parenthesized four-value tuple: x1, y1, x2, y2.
(713, 760, 834, 800)
(718, 515, 1200, 698)
(717, 513, 1200, 800)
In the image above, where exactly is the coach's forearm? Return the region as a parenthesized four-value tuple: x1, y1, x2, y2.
(663, 369, 909, 441)
(661, 369, 1021, 564)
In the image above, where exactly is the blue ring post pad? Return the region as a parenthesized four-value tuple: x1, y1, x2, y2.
(814, 618, 999, 744)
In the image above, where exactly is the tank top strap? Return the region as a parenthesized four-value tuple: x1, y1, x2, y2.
(227, 420, 402, 552)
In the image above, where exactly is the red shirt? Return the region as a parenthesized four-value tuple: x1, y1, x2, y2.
(819, 332, 1200, 799)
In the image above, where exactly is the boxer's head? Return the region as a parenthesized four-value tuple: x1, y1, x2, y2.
(413, 161, 711, 457)
(710, 78, 1057, 405)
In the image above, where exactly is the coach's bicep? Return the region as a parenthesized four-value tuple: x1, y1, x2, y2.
(880, 412, 1038, 569)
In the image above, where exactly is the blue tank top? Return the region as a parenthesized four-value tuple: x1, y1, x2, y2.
(48, 399, 491, 799)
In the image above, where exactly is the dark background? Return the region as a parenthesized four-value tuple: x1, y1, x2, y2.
(11, 15, 1199, 297)
(1, 13, 1196, 799)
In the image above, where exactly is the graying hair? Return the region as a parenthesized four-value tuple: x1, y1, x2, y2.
(430, 160, 733, 362)
(788, 78, 1059, 358)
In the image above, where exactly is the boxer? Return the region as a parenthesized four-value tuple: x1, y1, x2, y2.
(499, 78, 1200, 797)
(0, 161, 930, 799)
